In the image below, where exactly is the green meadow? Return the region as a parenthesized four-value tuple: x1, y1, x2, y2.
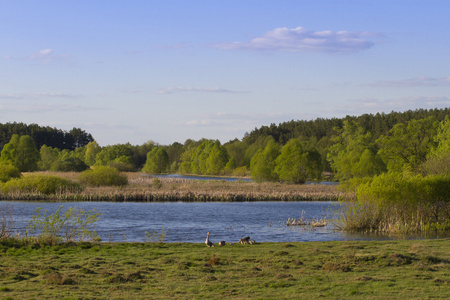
(0, 239, 448, 299)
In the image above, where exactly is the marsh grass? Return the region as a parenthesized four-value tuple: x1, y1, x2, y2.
(0, 239, 448, 299)
(0, 172, 344, 202)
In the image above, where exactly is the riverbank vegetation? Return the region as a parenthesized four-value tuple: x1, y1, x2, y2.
(0, 238, 448, 299)
(0, 108, 449, 234)
(0, 172, 342, 202)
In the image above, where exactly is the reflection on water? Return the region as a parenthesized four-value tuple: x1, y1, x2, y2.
(6, 201, 389, 243)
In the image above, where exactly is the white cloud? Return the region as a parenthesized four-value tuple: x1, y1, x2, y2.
(367, 76, 450, 87)
(26, 49, 68, 63)
(213, 26, 380, 53)
(157, 87, 247, 94)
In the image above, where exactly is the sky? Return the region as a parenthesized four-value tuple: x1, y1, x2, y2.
(1, 1, 450, 146)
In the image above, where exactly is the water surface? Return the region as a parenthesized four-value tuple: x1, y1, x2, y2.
(5, 201, 386, 243)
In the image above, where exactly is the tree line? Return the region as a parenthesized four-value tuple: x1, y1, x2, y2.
(0, 108, 449, 183)
(0, 122, 93, 151)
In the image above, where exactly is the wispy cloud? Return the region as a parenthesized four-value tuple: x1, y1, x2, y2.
(213, 26, 381, 53)
(158, 87, 248, 94)
(0, 102, 102, 114)
(366, 76, 450, 87)
(26, 49, 69, 64)
(0, 92, 80, 100)
(179, 112, 298, 128)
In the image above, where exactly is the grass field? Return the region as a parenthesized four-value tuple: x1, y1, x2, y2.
(0, 239, 448, 299)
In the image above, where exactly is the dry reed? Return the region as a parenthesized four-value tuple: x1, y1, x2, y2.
(1, 172, 345, 202)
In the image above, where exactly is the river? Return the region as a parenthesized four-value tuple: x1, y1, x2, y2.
(3, 201, 389, 243)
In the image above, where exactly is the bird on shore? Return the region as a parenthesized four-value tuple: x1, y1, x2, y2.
(205, 232, 214, 247)
(218, 241, 226, 246)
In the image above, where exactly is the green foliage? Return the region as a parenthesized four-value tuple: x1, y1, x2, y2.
(179, 140, 229, 175)
(144, 226, 167, 243)
(108, 155, 135, 172)
(205, 142, 229, 174)
(0, 135, 40, 172)
(250, 138, 280, 182)
(327, 121, 385, 181)
(1, 174, 82, 195)
(50, 157, 89, 172)
(0, 122, 94, 151)
(0, 164, 21, 183)
(142, 147, 169, 174)
(377, 116, 439, 171)
(431, 116, 450, 157)
(84, 141, 101, 166)
(275, 139, 322, 183)
(38, 145, 60, 170)
(345, 170, 450, 233)
(94, 144, 133, 167)
(78, 166, 128, 187)
(26, 206, 102, 245)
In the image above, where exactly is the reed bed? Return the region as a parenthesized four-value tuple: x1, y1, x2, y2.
(1, 172, 345, 202)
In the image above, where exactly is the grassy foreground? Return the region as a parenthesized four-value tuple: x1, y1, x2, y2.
(0, 239, 448, 299)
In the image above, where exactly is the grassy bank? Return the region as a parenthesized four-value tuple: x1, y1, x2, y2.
(0, 239, 448, 299)
(0, 172, 345, 202)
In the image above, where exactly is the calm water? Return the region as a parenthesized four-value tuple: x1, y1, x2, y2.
(4, 201, 386, 243)
(148, 174, 339, 185)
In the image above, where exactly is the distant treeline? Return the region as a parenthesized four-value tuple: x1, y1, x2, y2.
(245, 108, 450, 145)
(0, 108, 449, 180)
(0, 122, 94, 151)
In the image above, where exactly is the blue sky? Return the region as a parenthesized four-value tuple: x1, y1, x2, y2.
(1, 1, 449, 146)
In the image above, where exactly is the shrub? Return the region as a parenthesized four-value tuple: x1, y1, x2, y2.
(1, 174, 82, 195)
(336, 170, 450, 233)
(50, 158, 89, 172)
(26, 206, 102, 245)
(0, 164, 21, 183)
(107, 161, 135, 172)
(78, 166, 128, 187)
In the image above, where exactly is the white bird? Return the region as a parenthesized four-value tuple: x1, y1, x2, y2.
(205, 232, 214, 247)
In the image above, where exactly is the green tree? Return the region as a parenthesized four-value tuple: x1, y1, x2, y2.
(142, 147, 169, 174)
(0, 135, 40, 171)
(38, 145, 60, 170)
(205, 141, 229, 175)
(377, 116, 439, 171)
(275, 139, 322, 184)
(327, 120, 386, 181)
(250, 138, 280, 182)
(95, 144, 133, 167)
(84, 141, 102, 166)
(420, 116, 450, 176)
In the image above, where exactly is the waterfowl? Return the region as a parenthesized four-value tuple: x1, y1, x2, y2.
(205, 232, 214, 247)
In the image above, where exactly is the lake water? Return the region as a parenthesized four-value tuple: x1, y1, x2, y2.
(3, 201, 389, 243)
(147, 174, 339, 185)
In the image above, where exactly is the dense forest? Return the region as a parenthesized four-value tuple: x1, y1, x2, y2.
(0, 108, 449, 182)
(0, 122, 94, 151)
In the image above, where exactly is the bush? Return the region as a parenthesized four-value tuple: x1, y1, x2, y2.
(78, 166, 128, 187)
(26, 206, 102, 245)
(0, 164, 21, 183)
(1, 174, 82, 195)
(336, 170, 450, 233)
(50, 158, 89, 172)
(107, 161, 135, 172)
